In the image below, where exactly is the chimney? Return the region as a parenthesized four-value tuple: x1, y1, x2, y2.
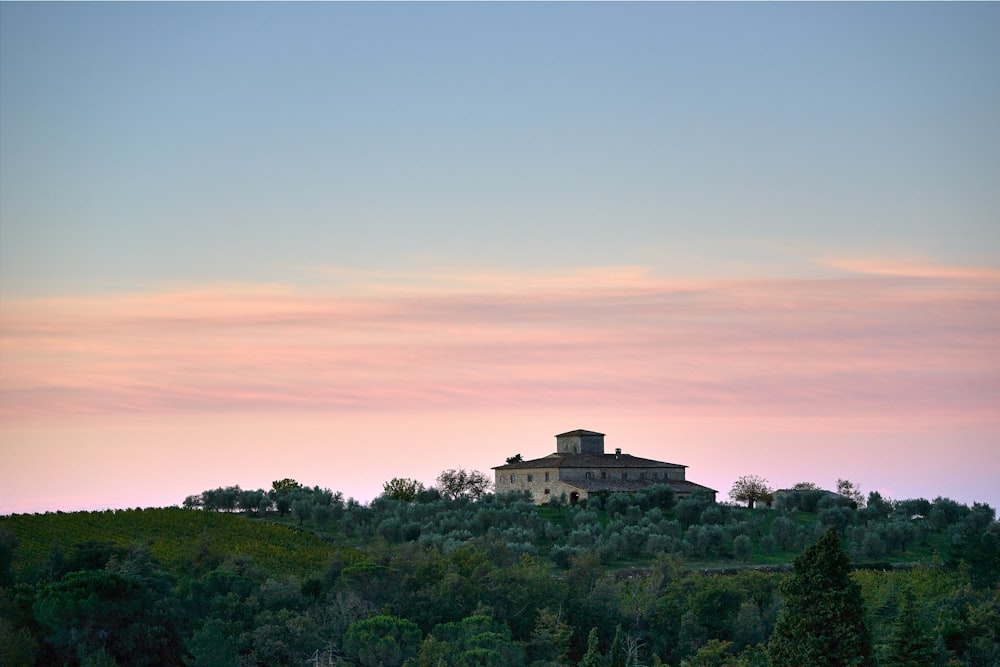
(615, 448, 621, 458)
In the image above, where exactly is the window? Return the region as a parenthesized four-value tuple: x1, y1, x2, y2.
(510, 474, 515, 483)
(544, 489, 550, 495)
(544, 472, 550, 482)
(639, 472, 646, 480)
(585, 471, 593, 480)
(601, 471, 607, 480)
(527, 474, 533, 482)
(622, 472, 628, 480)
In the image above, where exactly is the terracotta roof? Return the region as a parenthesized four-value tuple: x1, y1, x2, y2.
(561, 478, 717, 495)
(555, 429, 605, 437)
(494, 453, 686, 470)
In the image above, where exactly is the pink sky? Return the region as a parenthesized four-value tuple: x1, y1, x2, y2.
(2, 263, 998, 514)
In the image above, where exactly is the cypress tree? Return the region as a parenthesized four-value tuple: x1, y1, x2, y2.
(882, 590, 937, 667)
(768, 527, 873, 667)
(579, 627, 604, 667)
(608, 624, 626, 667)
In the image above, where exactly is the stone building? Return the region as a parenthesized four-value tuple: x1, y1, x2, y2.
(493, 429, 716, 505)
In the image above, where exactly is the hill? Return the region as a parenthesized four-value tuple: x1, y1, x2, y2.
(0, 507, 352, 584)
(1, 487, 997, 667)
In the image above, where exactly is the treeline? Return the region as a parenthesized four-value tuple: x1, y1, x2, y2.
(1, 480, 998, 666)
(183, 477, 994, 571)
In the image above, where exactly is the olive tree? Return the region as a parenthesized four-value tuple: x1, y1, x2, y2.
(729, 475, 774, 509)
(436, 468, 493, 500)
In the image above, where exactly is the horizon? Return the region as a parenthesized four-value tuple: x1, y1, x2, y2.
(2, 3, 998, 516)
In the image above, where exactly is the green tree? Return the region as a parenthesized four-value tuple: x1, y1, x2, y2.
(436, 468, 493, 500)
(579, 627, 605, 667)
(0, 616, 38, 667)
(270, 478, 302, 495)
(0, 528, 17, 588)
(728, 475, 773, 509)
(382, 477, 425, 502)
(733, 535, 752, 563)
(881, 590, 937, 667)
(680, 639, 735, 667)
(529, 607, 572, 664)
(33, 567, 180, 666)
(836, 479, 865, 507)
(344, 614, 421, 667)
(948, 522, 1000, 589)
(609, 624, 626, 667)
(411, 613, 526, 667)
(183, 618, 248, 667)
(506, 454, 524, 464)
(768, 527, 873, 667)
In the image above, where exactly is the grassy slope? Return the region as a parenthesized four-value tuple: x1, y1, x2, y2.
(0, 507, 348, 582)
(1, 503, 948, 584)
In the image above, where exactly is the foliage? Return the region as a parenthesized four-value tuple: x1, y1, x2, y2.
(768, 527, 873, 667)
(881, 590, 938, 667)
(0, 508, 339, 581)
(345, 614, 421, 667)
(2, 481, 997, 667)
(837, 479, 866, 507)
(436, 468, 493, 500)
(383, 478, 426, 502)
(728, 476, 773, 509)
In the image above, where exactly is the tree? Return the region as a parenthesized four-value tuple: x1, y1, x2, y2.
(609, 624, 626, 667)
(680, 639, 734, 667)
(411, 613, 525, 667)
(881, 590, 937, 667)
(836, 479, 865, 507)
(733, 535, 752, 563)
(768, 527, 873, 667)
(382, 477, 425, 502)
(436, 468, 493, 500)
(506, 454, 524, 464)
(270, 478, 302, 496)
(344, 614, 421, 667)
(529, 607, 572, 664)
(729, 475, 773, 509)
(579, 627, 604, 667)
(0, 527, 16, 588)
(32, 566, 181, 666)
(236, 488, 266, 515)
(792, 481, 819, 490)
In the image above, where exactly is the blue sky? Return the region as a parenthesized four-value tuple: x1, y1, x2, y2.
(1, 3, 999, 513)
(3, 2, 998, 295)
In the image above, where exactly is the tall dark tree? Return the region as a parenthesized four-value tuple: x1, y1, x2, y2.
(768, 527, 873, 667)
(608, 624, 626, 667)
(882, 590, 937, 667)
(579, 627, 604, 667)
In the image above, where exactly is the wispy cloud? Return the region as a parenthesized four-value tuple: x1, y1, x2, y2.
(825, 256, 1000, 281)
(2, 266, 998, 427)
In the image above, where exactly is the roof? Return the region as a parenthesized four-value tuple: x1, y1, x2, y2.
(494, 452, 687, 471)
(560, 478, 717, 495)
(555, 429, 605, 437)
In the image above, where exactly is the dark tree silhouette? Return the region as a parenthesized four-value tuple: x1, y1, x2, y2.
(768, 527, 873, 667)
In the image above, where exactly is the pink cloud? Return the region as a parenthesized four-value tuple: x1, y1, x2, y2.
(1, 268, 998, 430)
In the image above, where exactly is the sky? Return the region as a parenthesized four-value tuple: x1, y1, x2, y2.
(1, 2, 998, 515)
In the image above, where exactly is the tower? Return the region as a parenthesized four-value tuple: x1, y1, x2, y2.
(555, 429, 605, 455)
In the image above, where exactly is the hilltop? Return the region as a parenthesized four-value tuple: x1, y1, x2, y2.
(1, 481, 997, 667)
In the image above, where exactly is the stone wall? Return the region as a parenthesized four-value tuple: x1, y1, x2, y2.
(495, 467, 565, 504)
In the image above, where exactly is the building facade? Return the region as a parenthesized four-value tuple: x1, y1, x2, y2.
(493, 429, 716, 505)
